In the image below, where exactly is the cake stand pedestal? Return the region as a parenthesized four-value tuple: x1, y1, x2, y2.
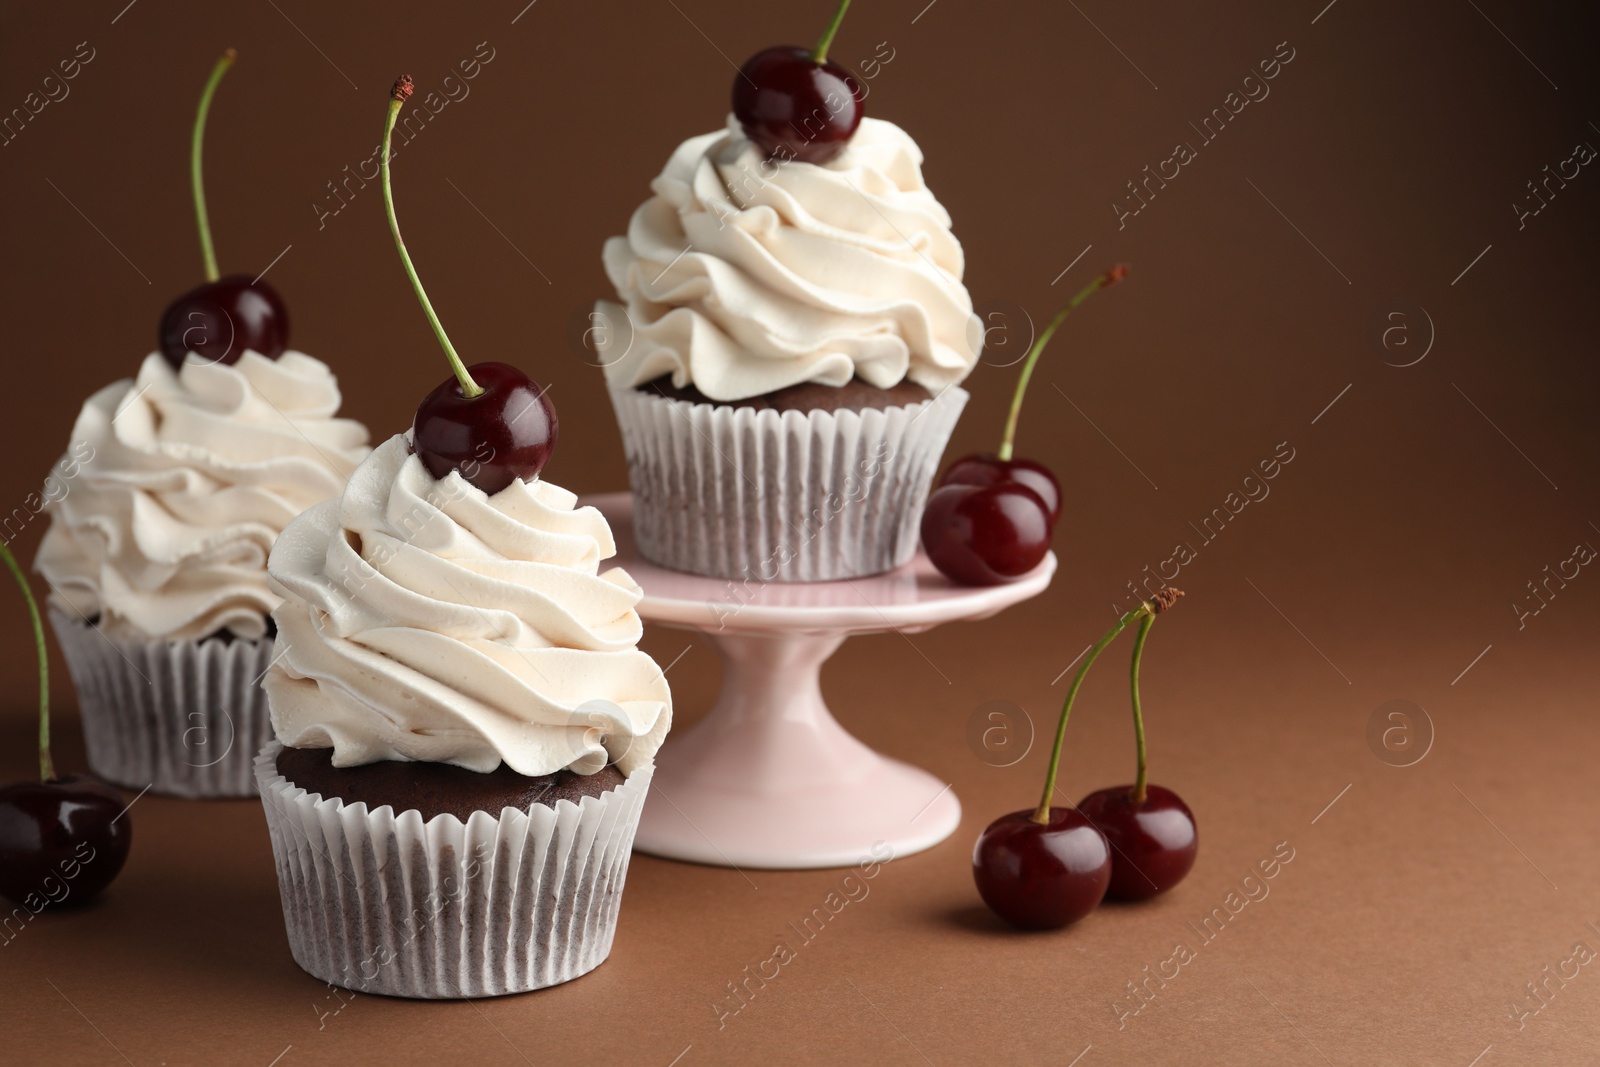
(590, 493, 1055, 870)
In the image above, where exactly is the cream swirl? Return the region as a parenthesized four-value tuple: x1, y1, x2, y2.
(597, 116, 981, 402)
(37, 351, 370, 642)
(263, 435, 671, 778)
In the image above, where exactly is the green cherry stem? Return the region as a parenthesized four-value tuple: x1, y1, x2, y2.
(1128, 613, 1154, 804)
(1032, 584, 1183, 825)
(192, 49, 236, 284)
(997, 264, 1129, 463)
(0, 540, 52, 783)
(1127, 586, 1182, 805)
(812, 0, 854, 64)
(381, 76, 481, 399)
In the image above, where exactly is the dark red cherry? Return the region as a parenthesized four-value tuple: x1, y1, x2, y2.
(973, 807, 1111, 930)
(158, 274, 289, 367)
(0, 774, 132, 909)
(940, 453, 1062, 525)
(1078, 785, 1198, 901)
(412, 362, 557, 495)
(732, 46, 864, 165)
(921, 482, 1052, 586)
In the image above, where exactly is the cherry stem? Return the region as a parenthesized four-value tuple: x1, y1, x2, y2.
(0, 540, 52, 783)
(812, 0, 854, 64)
(381, 77, 481, 399)
(1032, 600, 1150, 824)
(1128, 613, 1154, 805)
(192, 49, 236, 284)
(998, 264, 1128, 462)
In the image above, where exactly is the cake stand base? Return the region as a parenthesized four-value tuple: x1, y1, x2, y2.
(639, 631, 961, 869)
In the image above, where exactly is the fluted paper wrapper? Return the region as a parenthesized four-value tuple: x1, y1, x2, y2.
(49, 608, 274, 798)
(254, 742, 653, 999)
(611, 384, 967, 581)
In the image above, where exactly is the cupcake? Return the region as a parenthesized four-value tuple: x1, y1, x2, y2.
(33, 49, 371, 797)
(595, 114, 981, 581)
(37, 351, 369, 797)
(256, 436, 671, 997)
(254, 75, 671, 999)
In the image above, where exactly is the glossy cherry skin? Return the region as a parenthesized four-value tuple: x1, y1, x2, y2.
(732, 46, 864, 164)
(158, 274, 289, 368)
(973, 807, 1111, 929)
(940, 453, 1062, 525)
(1077, 785, 1197, 901)
(413, 362, 557, 495)
(921, 482, 1052, 586)
(0, 774, 132, 909)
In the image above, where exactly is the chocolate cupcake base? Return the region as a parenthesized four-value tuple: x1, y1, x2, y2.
(610, 382, 967, 582)
(50, 608, 275, 798)
(254, 741, 653, 999)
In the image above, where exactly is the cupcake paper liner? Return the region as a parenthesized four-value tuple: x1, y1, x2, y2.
(254, 742, 654, 999)
(49, 608, 275, 798)
(610, 384, 967, 581)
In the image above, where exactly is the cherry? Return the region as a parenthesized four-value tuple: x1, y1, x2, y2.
(972, 808, 1110, 930)
(940, 454, 1061, 525)
(733, 47, 863, 165)
(156, 50, 290, 369)
(158, 275, 288, 367)
(921, 482, 1051, 586)
(382, 78, 559, 495)
(413, 362, 557, 494)
(731, 1, 863, 164)
(971, 587, 1183, 929)
(923, 265, 1127, 587)
(1077, 589, 1195, 900)
(1077, 785, 1197, 901)
(0, 540, 132, 909)
(0, 775, 132, 908)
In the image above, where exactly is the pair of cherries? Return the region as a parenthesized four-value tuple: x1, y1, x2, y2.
(973, 588, 1197, 930)
(923, 266, 1129, 586)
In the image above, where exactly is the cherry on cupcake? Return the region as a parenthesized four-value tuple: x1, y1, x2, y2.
(159, 50, 290, 368)
(380, 76, 557, 494)
(1078, 587, 1197, 901)
(971, 587, 1181, 929)
(923, 266, 1128, 586)
(731, 0, 864, 164)
(0, 542, 131, 909)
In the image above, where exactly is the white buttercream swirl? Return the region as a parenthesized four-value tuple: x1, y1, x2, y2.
(263, 435, 671, 778)
(36, 352, 370, 642)
(597, 116, 981, 402)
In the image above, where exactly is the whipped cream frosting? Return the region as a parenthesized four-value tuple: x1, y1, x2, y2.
(37, 352, 370, 642)
(597, 116, 981, 402)
(263, 435, 671, 778)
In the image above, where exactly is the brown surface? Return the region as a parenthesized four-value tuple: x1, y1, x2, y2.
(642, 373, 935, 411)
(273, 746, 625, 823)
(1, 0, 1599, 1064)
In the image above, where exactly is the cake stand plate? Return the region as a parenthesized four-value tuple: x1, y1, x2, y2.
(589, 493, 1056, 870)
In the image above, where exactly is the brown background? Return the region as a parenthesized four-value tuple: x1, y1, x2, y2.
(2, 0, 1599, 1063)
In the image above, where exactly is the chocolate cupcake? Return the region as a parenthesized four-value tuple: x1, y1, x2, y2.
(256, 435, 670, 998)
(37, 352, 369, 797)
(596, 116, 977, 582)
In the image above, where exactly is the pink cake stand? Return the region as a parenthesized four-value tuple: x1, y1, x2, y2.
(590, 493, 1057, 870)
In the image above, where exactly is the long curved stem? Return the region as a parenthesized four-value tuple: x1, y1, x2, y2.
(1033, 601, 1149, 824)
(998, 265, 1127, 462)
(0, 540, 51, 782)
(812, 0, 854, 64)
(192, 49, 236, 283)
(1128, 614, 1154, 804)
(381, 80, 481, 398)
